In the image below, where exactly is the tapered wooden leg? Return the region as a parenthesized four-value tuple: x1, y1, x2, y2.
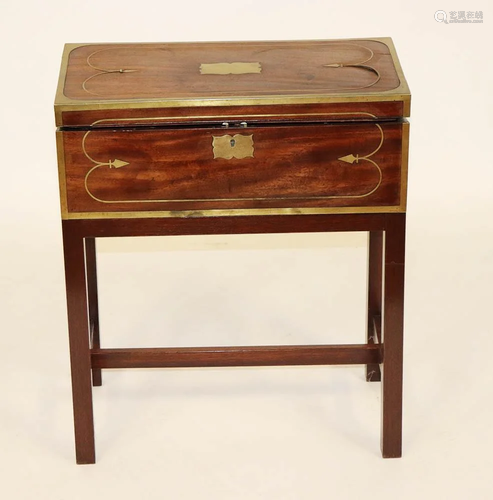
(62, 224, 96, 464)
(85, 238, 102, 387)
(366, 231, 383, 382)
(381, 214, 406, 458)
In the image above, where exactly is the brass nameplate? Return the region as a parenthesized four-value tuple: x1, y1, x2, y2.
(212, 134, 254, 159)
(200, 62, 262, 75)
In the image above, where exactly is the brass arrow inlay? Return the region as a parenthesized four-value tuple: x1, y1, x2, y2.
(335, 123, 384, 198)
(109, 159, 129, 169)
(338, 153, 359, 164)
(82, 130, 130, 203)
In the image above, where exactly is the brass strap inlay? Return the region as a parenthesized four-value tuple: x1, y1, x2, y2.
(200, 62, 262, 75)
(81, 112, 385, 205)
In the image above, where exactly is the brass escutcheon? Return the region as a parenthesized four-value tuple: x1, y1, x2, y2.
(212, 134, 254, 159)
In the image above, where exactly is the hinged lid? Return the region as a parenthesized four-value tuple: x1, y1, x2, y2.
(55, 38, 410, 128)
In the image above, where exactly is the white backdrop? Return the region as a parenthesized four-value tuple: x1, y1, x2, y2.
(0, 1, 492, 498)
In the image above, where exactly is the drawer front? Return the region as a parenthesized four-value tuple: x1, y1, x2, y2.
(58, 121, 408, 219)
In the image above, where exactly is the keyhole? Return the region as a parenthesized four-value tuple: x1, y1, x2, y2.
(230, 139, 236, 147)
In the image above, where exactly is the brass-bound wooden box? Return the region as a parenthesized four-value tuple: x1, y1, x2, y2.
(55, 38, 410, 220)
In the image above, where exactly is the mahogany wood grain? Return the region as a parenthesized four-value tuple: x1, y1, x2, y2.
(366, 231, 383, 381)
(64, 40, 400, 101)
(91, 344, 382, 369)
(57, 36, 409, 464)
(61, 212, 406, 462)
(381, 213, 406, 458)
(84, 238, 102, 386)
(62, 213, 393, 239)
(62, 224, 96, 464)
(61, 121, 403, 215)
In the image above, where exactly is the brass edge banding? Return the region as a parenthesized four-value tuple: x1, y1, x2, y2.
(56, 131, 68, 215)
(63, 205, 405, 220)
(59, 112, 407, 219)
(400, 120, 410, 211)
(380, 37, 410, 95)
(55, 94, 411, 127)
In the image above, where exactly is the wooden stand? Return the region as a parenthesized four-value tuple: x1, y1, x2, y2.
(62, 212, 405, 464)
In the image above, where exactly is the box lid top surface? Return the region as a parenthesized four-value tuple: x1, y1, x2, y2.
(55, 38, 410, 122)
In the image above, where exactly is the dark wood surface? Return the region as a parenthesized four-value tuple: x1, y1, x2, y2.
(84, 238, 102, 387)
(62, 224, 96, 464)
(58, 37, 409, 464)
(92, 345, 382, 369)
(60, 212, 406, 463)
(61, 121, 403, 215)
(381, 213, 406, 458)
(367, 231, 383, 382)
(62, 213, 391, 238)
(63, 40, 400, 101)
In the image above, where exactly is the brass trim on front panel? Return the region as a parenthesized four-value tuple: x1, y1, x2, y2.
(54, 37, 411, 126)
(63, 205, 406, 220)
(58, 112, 407, 219)
(55, 94, 411, 127)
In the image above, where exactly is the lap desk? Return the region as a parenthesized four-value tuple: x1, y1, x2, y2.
(54, 38, 410, 464)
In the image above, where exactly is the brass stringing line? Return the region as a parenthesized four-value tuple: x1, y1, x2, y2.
(366, 123, 384, 157)
(340, 43, 374, 65)
(82, 131, 101, 165)
(80, 42, 381, 96)
(82, 131, 130, 203)
(82, 114, 384, 204)
(82, 48, 138, 96)
(85, 165, 107, 203)
(322, 44, 381, 90)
